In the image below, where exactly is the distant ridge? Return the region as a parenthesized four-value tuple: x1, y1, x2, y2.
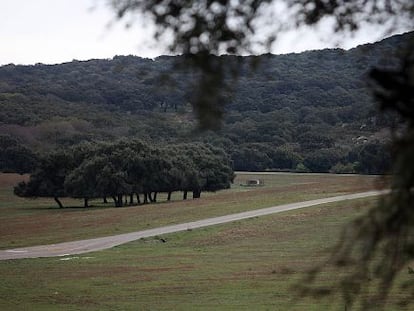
(1, 31, 410, 174)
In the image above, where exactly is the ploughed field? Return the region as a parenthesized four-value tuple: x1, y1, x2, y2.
(1, 172, 410, 310)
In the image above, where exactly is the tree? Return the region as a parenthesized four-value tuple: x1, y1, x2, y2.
(350, 142, 392, 174)
(124, 153, 146, 204)
(270, 147, 302, 170)
(139, 153, 172, 203)
(166, 148, 199, 200)
(0, 135, 38, 174)
(109, 0, 414, 307)
(14, 151, 74, 208)
(173, 143, 234, 198)
(96, 159, 130, 207)
(232, 145, 272, 171)
(64, 156, 125, 208)
(303, 148, 341, 173)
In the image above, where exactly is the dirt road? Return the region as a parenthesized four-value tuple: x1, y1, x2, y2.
(0, 190, 387, 260)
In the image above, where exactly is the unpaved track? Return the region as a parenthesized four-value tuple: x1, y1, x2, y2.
(0, 190, 388, 260)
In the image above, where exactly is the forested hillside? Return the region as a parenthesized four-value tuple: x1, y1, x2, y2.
(1, 31, 412, 174)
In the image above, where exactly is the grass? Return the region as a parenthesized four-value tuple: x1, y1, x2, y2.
(1, 197, 411, 310)
(1, 172, 410, 310)
(0, 172, 383, 249)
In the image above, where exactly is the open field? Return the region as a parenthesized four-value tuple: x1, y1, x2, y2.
(1, 196, 411, 310)
(1, 172, 410, 310)
(0, 190, 386, 260)
(0, 173, 384, 249)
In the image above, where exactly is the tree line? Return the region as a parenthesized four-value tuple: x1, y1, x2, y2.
(14, 140, 234, 208)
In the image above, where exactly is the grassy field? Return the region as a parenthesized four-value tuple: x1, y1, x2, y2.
(0, 172, 384, 249)
(0, 175, 412, 311)
(1, 196, 411, 310)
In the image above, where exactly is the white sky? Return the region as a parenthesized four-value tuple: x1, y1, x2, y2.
(0, 0, 412, 66)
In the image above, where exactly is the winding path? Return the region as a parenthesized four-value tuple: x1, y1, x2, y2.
(0, 190, 388, 260)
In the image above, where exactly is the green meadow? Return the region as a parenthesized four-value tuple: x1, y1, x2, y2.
(1, 172, 409, 310)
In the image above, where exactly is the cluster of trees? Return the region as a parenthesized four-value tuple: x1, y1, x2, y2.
(14, 140, 234, 208)
(194, 128, 391, 174)
(0, 33, 406, 175)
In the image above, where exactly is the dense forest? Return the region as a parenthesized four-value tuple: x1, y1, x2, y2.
(1, 31, 411, 174)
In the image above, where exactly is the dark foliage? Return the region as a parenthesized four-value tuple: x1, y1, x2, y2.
(0, 135, 38, 173)
(14, 140, 234, 208)
(1, 32, 410, 174)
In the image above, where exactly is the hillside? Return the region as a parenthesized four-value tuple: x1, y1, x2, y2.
(1, 31, 412, 174)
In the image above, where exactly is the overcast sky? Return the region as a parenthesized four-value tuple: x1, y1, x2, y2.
(0, 0, 411, 66)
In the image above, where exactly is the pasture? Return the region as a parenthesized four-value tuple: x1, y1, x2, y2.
(0, 172, 382, 249)
(1, 172, 408, 310)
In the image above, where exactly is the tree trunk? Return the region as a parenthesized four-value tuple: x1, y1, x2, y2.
(153, 192, 158, 203)
(84, 198, 89, 208)
(167, 192, 172, 201)
(103, 197, 108, 204)
(112, 196, 123, 207)
(183, 191, 188, 200)
(129, 194, 134, 205)
(193, 189, 201, 199)
(54, 197, 64, 208)
(136, 193, 141, 204)
(144, 193, 148, 204)
(117, 194, 124, 207)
